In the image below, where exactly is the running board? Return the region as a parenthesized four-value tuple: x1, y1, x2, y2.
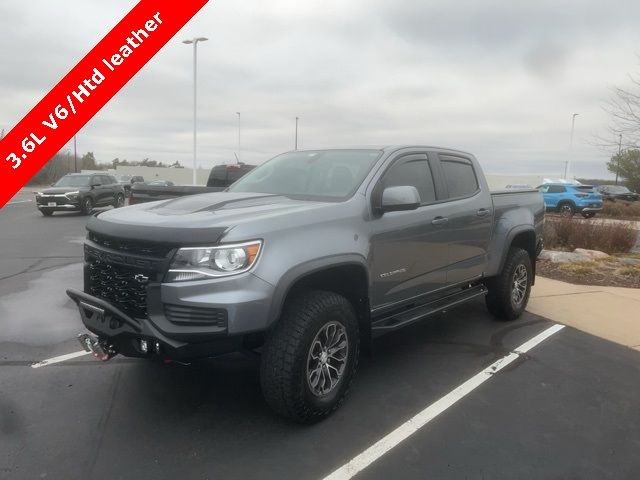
(371, 284, 487, 335)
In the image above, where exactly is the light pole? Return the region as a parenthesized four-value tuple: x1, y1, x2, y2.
(236, 112, 241, 162)
(564, 113, 579, 179)
(615, 133, 622, 185)
(73, 135, 78, 172)
(295, 116, 299, 150)
(183, 37, 208, 185)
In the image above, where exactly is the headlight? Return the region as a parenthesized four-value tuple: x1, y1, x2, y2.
(166, 240, 262, 282)
(65, 191, 80, 199)
(35, 192, 43, 196)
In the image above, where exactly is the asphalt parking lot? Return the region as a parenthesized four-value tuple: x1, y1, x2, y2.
(2, 191, 640, 480)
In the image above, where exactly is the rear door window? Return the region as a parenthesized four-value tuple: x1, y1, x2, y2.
(547, 185, 566, 193)
(440, 156, 479, 198)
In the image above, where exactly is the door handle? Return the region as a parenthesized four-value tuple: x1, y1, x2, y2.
(431, 216, 449, 225)
(476, 208, 491, 217)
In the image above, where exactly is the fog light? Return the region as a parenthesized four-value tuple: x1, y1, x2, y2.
(140, 339, 148, 353)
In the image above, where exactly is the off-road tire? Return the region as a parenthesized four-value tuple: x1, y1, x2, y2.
(81, 197, 93, 215)
(485, 247, 532, 321)
(260, 290, 359, 423)
(581, 211, 595, 219)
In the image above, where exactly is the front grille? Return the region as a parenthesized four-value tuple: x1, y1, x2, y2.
(165, 304, 228, 328)
(38, 196, 65, 205)
(88, 260, 149, 318)
(88, 232, 172, 258)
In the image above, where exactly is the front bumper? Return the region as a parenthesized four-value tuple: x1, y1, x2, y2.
(36, 196, 81, 211)
(68, 264, 275, 359)
(67, 289, 247, 359)
(579, 206, 603, 213)
(37, 203, 81, 211)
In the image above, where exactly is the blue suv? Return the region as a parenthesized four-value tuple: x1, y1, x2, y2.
(537, 183, 603, 218)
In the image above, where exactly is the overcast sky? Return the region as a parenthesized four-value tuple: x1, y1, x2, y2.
(2, 0, 640, 178)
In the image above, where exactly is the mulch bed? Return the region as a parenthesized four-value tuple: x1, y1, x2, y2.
(537, 259, 640, 289)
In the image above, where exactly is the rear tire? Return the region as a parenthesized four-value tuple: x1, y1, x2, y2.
(41, 210, 53, 217)
(581, 212, 595, 219)
(260, 290, 359, 423)
(485, 247, 532, 321)
(81, 197, 93, 215)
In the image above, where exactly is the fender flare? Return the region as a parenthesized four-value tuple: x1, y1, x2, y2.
(495, 225, 537, 275)
(266, 254, 370, 326)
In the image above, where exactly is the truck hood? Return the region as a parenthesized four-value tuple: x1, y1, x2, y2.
(87, 192, 328, 245)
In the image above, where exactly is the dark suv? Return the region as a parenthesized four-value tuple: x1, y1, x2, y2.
(35, 173, 125, 216)
(596, 185, 639, 203)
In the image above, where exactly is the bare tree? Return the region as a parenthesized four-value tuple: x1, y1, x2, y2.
(602, 72, 640, 149)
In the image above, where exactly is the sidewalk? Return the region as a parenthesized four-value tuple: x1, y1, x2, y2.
(528, 277, 640, 351)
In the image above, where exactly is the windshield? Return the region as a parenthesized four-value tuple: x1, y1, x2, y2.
(53, 175, 91, 187)
(228, 149, 382, 200)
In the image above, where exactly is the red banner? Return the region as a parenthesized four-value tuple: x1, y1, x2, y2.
(0, 0, 209, 207)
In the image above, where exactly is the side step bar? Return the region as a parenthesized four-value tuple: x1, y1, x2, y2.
(371, 284, 487, 335)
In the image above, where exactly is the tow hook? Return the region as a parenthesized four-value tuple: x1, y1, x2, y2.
(77, 333, 116, 362)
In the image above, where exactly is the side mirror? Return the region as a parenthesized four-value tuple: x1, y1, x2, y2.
(380, 186, 421, 213)
(91, 181, 101, 188)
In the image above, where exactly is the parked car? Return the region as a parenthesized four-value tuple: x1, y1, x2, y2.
(117, 175, 145, 196)
(35, 173, 125, 216)
(67, 146, 544, 422)
(145, 179, 175, 186)
(537, 183, 603, 218)
(129, 163, 255, 204)
(505, 184, 533, 190)
(595, 185, 639, 203)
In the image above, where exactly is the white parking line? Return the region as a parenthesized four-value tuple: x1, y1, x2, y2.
(323, 324, 565, 480)
(31, 350, 90, 368)
(7, 199, 33, 205)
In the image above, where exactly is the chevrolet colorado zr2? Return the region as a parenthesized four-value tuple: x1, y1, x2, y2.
(67, 146, 544, 423)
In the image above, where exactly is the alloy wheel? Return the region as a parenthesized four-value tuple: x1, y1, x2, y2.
(511, 264, 528, 306)
(306, 321, 349, 397)
(560, 204, 573, 217)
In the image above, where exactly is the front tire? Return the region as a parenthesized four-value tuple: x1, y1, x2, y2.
(485, 247, 532, 321)
(558, 202, 575, 217)
(81, 197, 93, 215)
(114, 193, 125, 208)
(260, 290, 359, 423)
(40, 210, 53, 217)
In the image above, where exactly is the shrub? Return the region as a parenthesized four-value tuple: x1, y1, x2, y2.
(618, 266, 640, 277)
(601, 201, 640, 219)
(559, 261, 597, 275)
(544, 217, 638, 254)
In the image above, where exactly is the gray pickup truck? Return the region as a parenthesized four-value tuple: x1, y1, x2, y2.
(67, 146, 544, 422)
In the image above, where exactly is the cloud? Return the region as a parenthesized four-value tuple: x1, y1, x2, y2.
(1, 0, 639, 178)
